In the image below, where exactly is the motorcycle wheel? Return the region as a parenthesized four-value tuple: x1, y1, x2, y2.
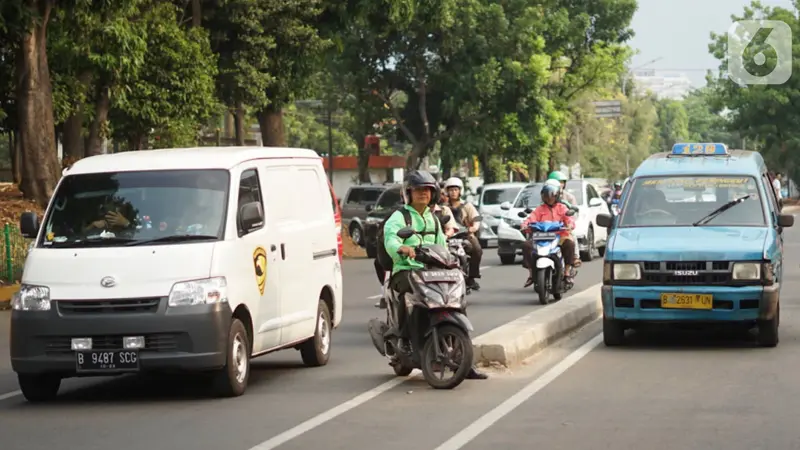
(536, 269, 549, 305)
(421, 324, 474, 390)
(552, 269, 563, 301)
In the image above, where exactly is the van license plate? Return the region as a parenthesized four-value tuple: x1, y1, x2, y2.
(76, 350, 139, 372)
(660, 293, 713, 310)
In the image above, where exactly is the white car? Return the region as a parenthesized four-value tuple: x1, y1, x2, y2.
(496, 179, 610, 264)
(476, 182, 527, 248)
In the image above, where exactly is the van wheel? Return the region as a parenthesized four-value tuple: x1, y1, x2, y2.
(18, 374, 61, 403)
(597, 245, 606, 257)
(300, 300, 332, 366)
(213, 318, 250, 397)
(603, 317, 625, 346)
(757, 304, 779, 347)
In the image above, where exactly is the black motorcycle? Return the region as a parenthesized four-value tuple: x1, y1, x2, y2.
(368, 218, 474, 389)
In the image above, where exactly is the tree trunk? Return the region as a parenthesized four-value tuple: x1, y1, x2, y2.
(191, 0, 201, 27)
(85, 83, 110, 156)
(11, 131, 21, 184)
(440, 137, 453, 179)
(258, 103, 286, 147)
(233, 100, 245, 146)
(16, 0, 60, 208)
(478, 151, 496, 184)
(224, 111, 235, 138)
(355, 132, 370, 183)
(61, 71, 91, 160)
(405, 142, 428, 170)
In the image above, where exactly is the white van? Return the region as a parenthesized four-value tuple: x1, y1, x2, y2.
(10, 146, 344, 402)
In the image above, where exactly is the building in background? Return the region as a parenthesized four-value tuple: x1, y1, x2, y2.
(632, 69, 694, 99)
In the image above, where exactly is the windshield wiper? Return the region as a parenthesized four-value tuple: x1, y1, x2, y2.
(692, 194, 751, 226)
(50, 236, 136, 247)
(125, 234, 218, 246)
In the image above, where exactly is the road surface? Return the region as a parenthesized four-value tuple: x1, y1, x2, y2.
(1, 222, 796, 450)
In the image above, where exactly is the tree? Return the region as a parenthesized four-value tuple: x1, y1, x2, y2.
(651, 99, 689, 152)
(708, 1, 800, 176)
(3, 0, 62, 207)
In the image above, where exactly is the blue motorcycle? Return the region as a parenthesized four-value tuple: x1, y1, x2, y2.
(517, 209, 577, 304)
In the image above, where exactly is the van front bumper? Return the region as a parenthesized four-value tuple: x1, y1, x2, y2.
(602, 284, 779, 322)
(10, 300, 231, 376)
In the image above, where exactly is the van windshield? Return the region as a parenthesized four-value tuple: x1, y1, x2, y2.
(618, 175, 766, 227)
(40, 169, 230, 248)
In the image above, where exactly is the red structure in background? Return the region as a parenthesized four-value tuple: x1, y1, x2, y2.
(365, 135, 380, 156)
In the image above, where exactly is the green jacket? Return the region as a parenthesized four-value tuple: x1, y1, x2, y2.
(383, 204, 447, 274)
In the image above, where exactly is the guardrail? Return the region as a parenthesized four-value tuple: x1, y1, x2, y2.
(0, 224, 30, 283)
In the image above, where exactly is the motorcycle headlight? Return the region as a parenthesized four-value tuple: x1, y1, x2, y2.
(732, 262, 760, 280)
(11, 284, 50, 311)
(168, 277, 228, 307)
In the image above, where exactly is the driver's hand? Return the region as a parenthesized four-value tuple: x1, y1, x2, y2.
(105, 211, 130, 227)
(398, 245, 416, 259)
(90, 219, 106, 229)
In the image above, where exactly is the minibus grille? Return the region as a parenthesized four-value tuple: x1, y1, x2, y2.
(57, 297, 161, 315)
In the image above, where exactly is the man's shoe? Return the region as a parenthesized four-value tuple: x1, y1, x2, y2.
(466, 366, 488, 380)
(468, 279, 480, 291)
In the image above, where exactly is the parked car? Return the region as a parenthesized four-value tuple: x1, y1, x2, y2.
(363, 184, 405, 258)
(476, 182, 527, 248)
(339, 184, 390, 246)
(496, 179, 610, 264)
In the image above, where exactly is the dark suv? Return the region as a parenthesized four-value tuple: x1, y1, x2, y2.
(363, 184, 404, 258)
(340, 184, 389, 246)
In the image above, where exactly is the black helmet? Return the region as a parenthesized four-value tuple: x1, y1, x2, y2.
(405, 170, 439, 206)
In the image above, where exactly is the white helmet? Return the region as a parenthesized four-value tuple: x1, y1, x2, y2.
(444, 177, 464, 190)
(544, 179, 561, 189)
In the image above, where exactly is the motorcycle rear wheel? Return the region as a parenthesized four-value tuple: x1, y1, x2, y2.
(421, 324, 473, 390)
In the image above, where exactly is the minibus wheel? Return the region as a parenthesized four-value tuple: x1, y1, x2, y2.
(757, 304, 779, 347)
(213, 318, 250, 397)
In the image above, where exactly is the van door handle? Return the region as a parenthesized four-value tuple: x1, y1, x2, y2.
(280, 243, 286, 260)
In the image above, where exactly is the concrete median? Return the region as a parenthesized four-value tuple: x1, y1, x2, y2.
(473, 283, 602, 366)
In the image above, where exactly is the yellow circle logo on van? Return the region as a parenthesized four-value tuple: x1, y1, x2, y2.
(253, 247, 267, 295)
(46, 232, 54, 241)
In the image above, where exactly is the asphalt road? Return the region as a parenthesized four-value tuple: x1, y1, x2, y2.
(0, 245, 603, 450)
(4, 218, 799, 450)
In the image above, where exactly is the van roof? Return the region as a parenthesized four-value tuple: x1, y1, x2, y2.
(482, 182, 527, 190)
(65, 146, 321, 175)
(633, 149, 765, 178)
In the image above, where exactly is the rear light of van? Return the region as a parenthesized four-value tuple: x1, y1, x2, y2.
(327, 179, 343, 263)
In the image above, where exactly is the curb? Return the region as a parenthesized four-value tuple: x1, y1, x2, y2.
(473, 283, 602, 367)
(0, 299, 8, 310)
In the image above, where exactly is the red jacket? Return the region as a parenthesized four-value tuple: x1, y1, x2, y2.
(521, 202, 574, 238)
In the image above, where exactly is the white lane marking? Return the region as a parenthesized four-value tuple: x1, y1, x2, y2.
(0, 390, 21, 401)
(248, 371, 420, 450)
(433, 333, 603, 450)
(365, 266, 493, 300)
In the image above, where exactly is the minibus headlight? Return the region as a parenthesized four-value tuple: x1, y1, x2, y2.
(168, 277, 228, 307)
(12, 284, 51, 311)
(732, 262, 760, 280)
(613, 263, 641, 281)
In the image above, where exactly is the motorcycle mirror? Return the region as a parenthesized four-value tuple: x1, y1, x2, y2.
(517, 211, 527, 218)
(473, 215, 482, 222)
(524, 208, 533, 214)
(440, 215, 451, 224)
(565, 209, 575, 217)
(396, 227, 415, 239)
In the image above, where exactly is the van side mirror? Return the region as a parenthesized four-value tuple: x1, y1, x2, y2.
(365, 204, 373, 212)
(500, 201, 512, 211)
(20, 212, 39, 238)
(397, 227, 415, 239)
(239, 201, 264, 234)
(517, 211, 527, 218)
(596, 213, 612, 228)
(778, 213, 794, 228)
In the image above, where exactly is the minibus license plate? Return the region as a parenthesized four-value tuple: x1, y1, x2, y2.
(420, 271, 460, 283)
(660, 293, 713, 310)
(76, 350, 139, 372)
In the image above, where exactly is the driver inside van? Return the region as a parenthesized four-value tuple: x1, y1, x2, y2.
(84, 201, 136, 233)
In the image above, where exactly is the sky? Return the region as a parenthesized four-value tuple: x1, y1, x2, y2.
(628, 0, 796, 86)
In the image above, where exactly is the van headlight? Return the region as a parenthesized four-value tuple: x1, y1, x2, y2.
(12, 284, 51, 311)
(732, 263, 760, 280)
(168, 277, 228, 307)
(613, 263, 641, 280)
